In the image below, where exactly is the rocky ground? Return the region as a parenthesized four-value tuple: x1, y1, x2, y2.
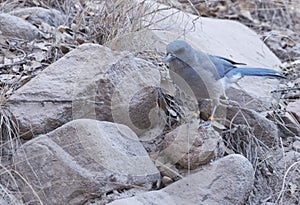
(0, 0, 299, 205)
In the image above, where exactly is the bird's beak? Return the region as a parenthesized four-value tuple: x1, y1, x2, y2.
(163, 53, 175, 63)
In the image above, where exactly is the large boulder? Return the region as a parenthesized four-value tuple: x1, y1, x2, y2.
(108, 154, 254, 205)
(7, 43, 162, 139)
(13, 119, 160, 205)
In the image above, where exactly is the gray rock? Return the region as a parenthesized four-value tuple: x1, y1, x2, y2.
(293, 141, 300, 152)
(107, 29, 168, 53)
(10, 7, 68, 27)
(7, 43, 162, 139)
(224, 104, 279, 147)
(159, 120, 222, 170)
(108, 154, 254, 205)
(277, 150, 300, 168)
(13, 119, 160, 205)
(276, 111, 300, 138)
(0, 13, 42, 41)
(101, 55, 163, 137)
(226, 86, 272, 112)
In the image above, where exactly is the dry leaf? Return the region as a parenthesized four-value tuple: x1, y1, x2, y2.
(20, 14, 30, 20)
(0, 36, 8, 45)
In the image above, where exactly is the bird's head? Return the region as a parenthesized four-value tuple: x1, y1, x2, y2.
(164, 40, 193, 63)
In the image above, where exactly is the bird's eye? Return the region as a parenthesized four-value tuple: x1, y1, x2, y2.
(163, 53, 175, 63)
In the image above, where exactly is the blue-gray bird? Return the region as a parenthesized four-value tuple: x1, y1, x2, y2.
(164, 40, 286, 121)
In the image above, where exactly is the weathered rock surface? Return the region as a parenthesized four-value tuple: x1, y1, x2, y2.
(158, 120, 222, 170)
(7, 43, 162, 139)
(101, 55, 163, 137)
(13, 119, 160, 205)
(277, 150, 300, 169)
(0, 13, 42, 41)
(10, 7, 68, 27)
(108, 154, 254, 205)
(226, 86, 273, 112)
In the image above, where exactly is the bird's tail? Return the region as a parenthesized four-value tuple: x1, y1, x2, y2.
(232, 67, 286, 78)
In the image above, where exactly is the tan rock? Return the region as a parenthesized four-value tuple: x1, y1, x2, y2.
(158, 120, 222, 169)
(108, 154, 254, 205)
(13, 119, 160, 205)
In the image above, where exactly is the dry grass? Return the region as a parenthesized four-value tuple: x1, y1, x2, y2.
(222, 124, 276, 204)
(4, 0, 160, 45)
(0, 88, 23, 204)
(221, 106, 300, 204)
(0, 87, 20, 163)
(161, 0, 299, 29)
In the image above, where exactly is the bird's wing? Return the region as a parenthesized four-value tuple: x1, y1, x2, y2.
(213, 56, 246, 65)
(208, 55, 237, 78)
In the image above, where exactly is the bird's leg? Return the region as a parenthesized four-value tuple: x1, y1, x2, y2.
(208, 105, 217, 121)
(208, 98, 220, 121)
(199, 100, 218, 129)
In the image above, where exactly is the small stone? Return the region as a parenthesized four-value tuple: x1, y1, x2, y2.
(292, 141, 300, 152)
(159, 120, 222, 169)
(156, 162, 181, 181)
(161, 176, 173, 186)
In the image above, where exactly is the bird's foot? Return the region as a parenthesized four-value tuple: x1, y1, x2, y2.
(199, 117, 226, 131)
(198, 113, 215, 130)
(198, 119, 213, 130)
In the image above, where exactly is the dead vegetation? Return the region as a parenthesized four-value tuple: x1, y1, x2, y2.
(0, 0, 299, 204)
